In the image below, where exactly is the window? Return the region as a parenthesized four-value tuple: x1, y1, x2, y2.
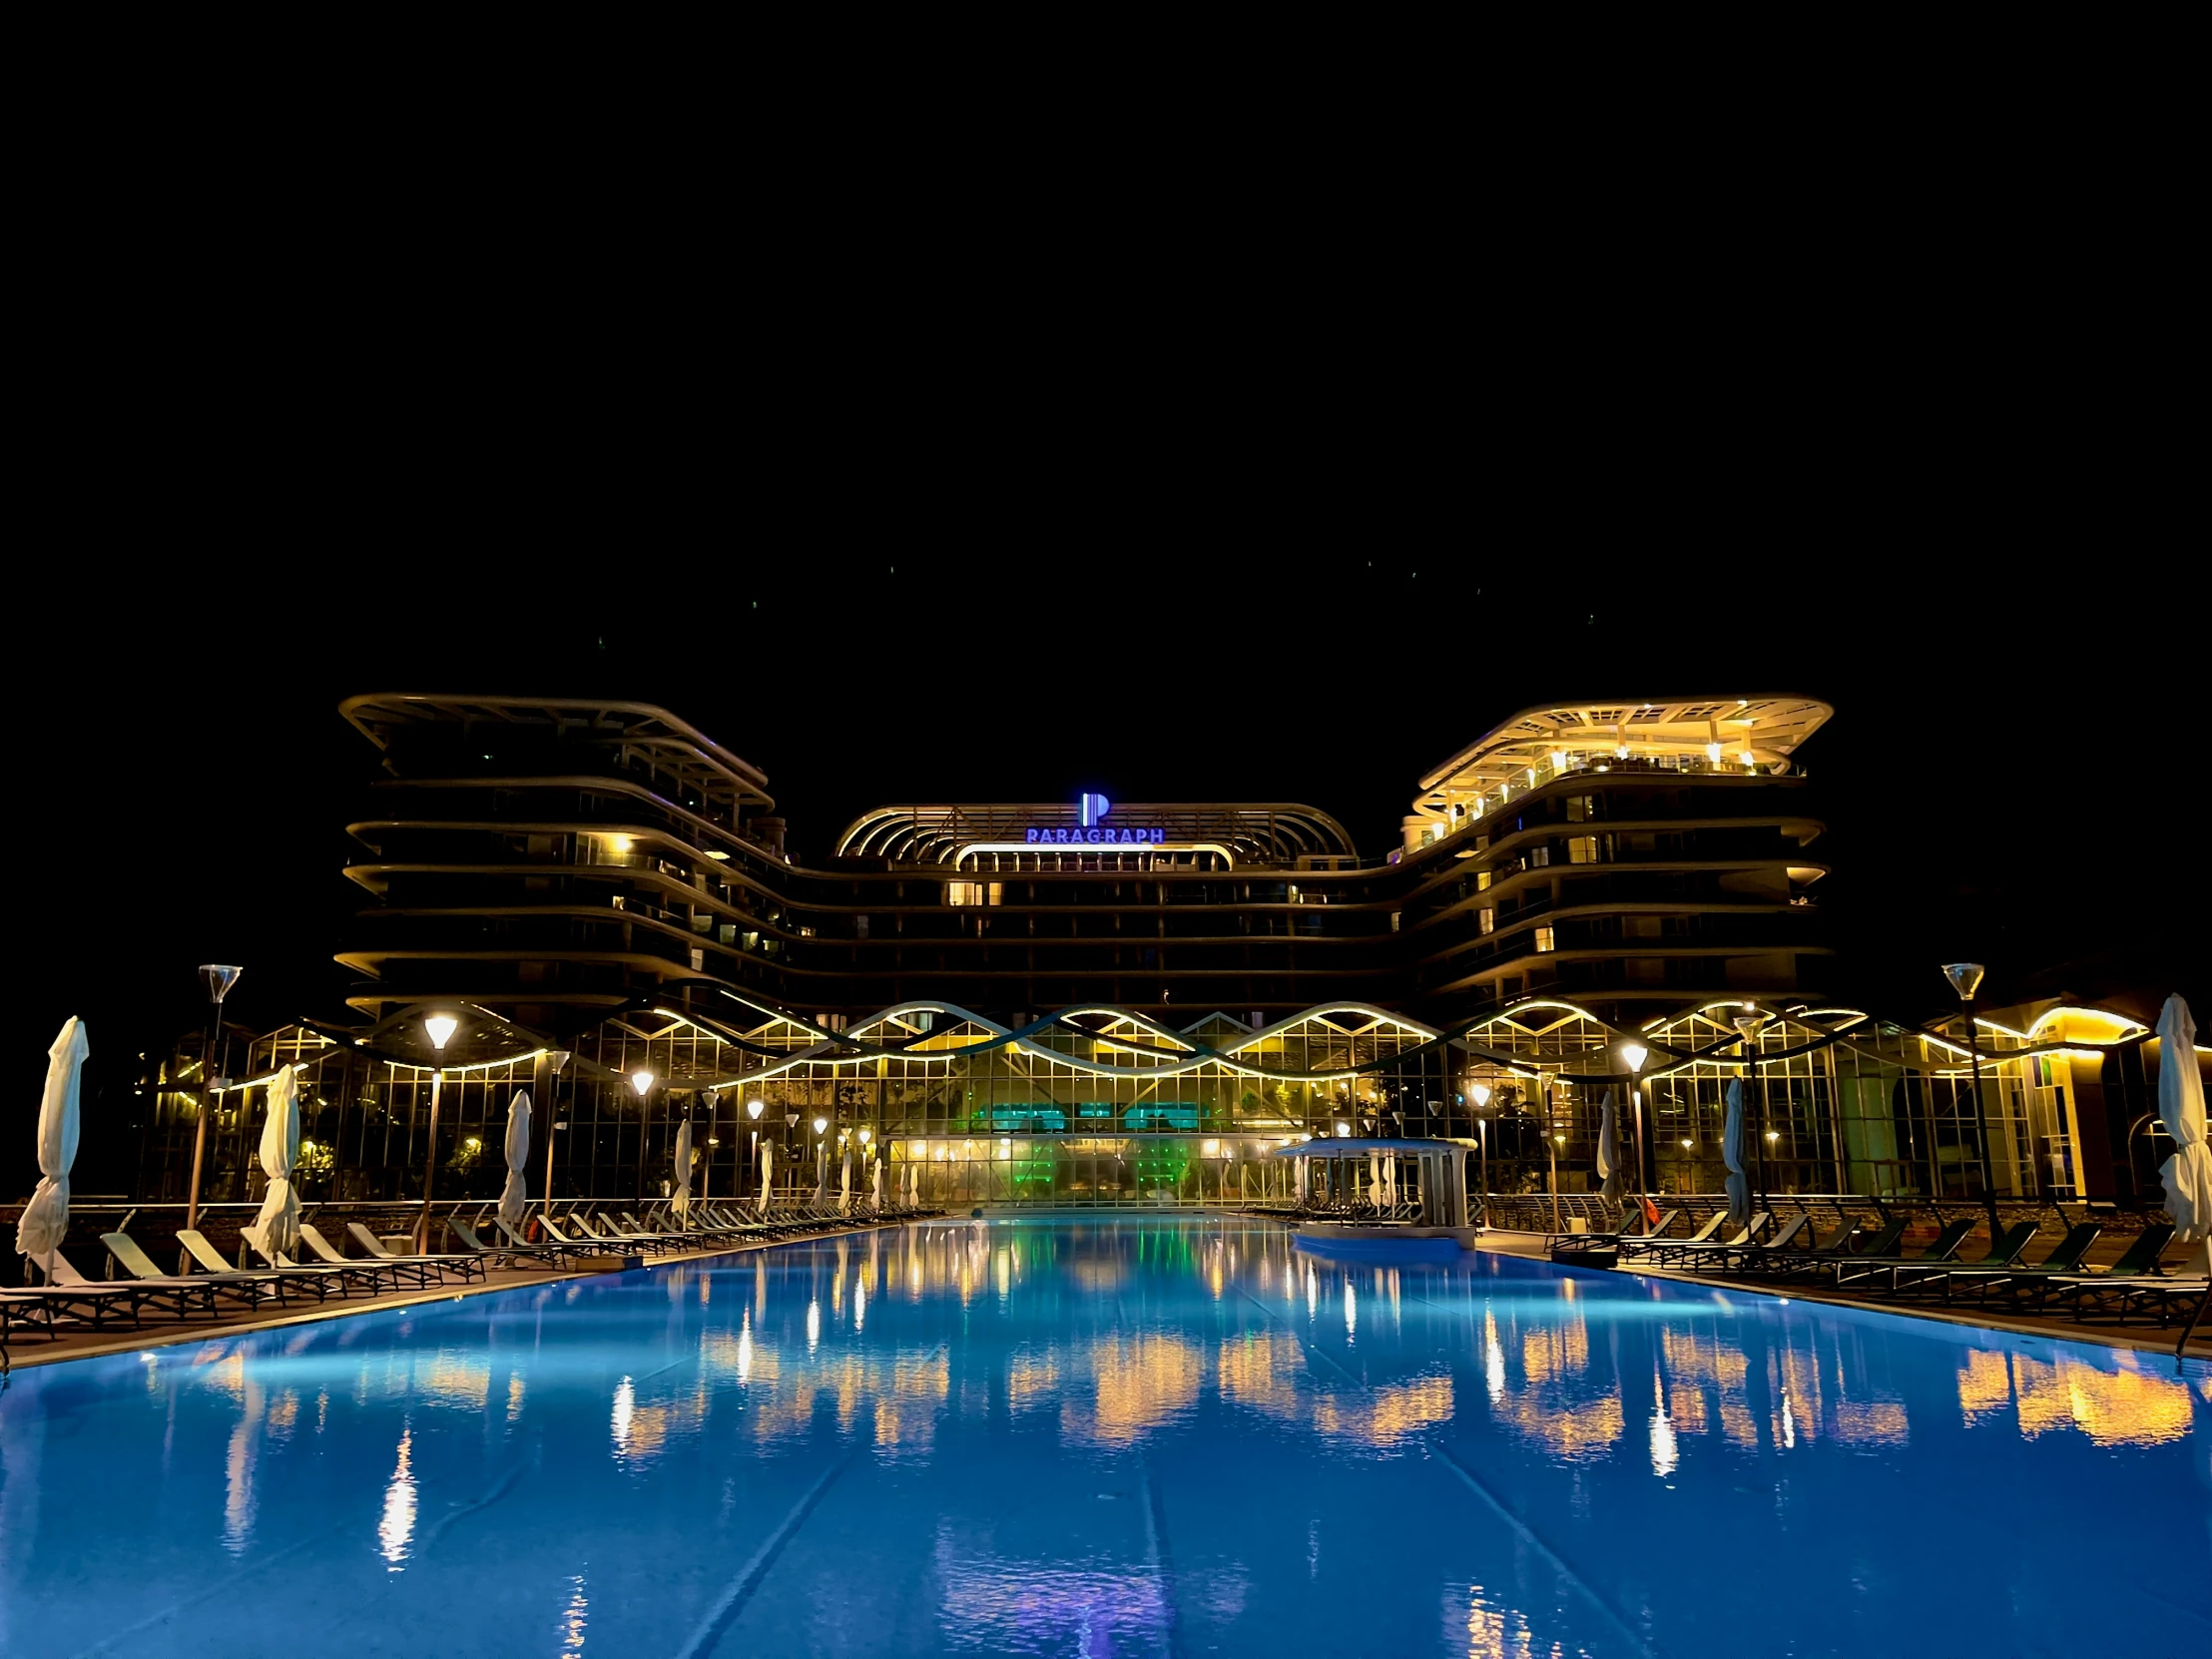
(1479, 907, 1496, 935)
(1567, 835, 1600, 864)
(854, 914, 869, 938)
(689, 947, 705, 970)
(1476, 869, 1491, 891)
(1535, 926, 1556, 953)
(945, 881, 1000, 905)
(1529, 844, 1551, 867)
(1566, 795, 1595, 823)
(1389, 911, 1401, 931)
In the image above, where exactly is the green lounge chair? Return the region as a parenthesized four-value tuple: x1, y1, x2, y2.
(1833, 1217, 1978, 1290)
(1931, 1223, 2103, 1306)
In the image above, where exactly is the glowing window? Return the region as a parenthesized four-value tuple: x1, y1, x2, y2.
(1535, 927, 1556, 953)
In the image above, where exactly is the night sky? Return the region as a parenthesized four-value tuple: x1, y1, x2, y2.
(10, 533, 2192, 1201)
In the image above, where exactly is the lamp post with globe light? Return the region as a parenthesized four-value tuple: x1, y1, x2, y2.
(630, 1069, 655, 1204)
(1469, 1081, 1494, 1229)
(541, 1050, 571, 1223)
(747, 1099, 765, 1204)
(814, 1116, 830, 1200)
(1619, 1041, 1650, 1204)
(1731, 1012, 1770, 1216)
(415, 1013, 459, 1250)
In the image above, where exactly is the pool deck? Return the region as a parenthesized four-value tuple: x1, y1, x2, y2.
(1470, 1231, 2209, 1362)
(1, 1219, 912, 1373)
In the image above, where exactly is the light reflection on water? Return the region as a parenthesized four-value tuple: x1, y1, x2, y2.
(0, 1217, 2204, 1658)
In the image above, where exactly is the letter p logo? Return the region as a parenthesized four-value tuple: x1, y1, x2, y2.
(1078, 793, 1110, 828)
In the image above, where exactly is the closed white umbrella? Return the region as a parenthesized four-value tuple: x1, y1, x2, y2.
(758, 1140, 775, 1219)
(2156, 995, 2211, 1271)
(1295, 1153, 1309, 1206)
(498, 1089, 530, 1230)
(673, 1118, 694, 1221)
(1597, 1089, 1623, 1208)
(1368, 1151, 1382, 1208)
(872, 1158, 886, 1212)
(1722, 1078, 1749, 1229)
(15, 1017, 88, 1278)
(250, 1064, 301, 1257)
(839, 1146, 853, 1213)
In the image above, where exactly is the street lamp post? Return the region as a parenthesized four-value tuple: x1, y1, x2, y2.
(185, 964, 244, 1240)
(1943, 963, 2000, 1233)
(699, 1091, 719, 1203)
(1469, 1081, 1493, 1229)
(813, 1116, 830, 1202)
(747, 1098, 765, 1204)
(416, 1013, 458, 1251)
(1545, 1080, 1563, 1234)
(631, 1069, 655, 1205)
(1731, 1012, 1770, 1217)
(1619, 1041, 1650, 1204)
(541, 1049, 571, 1222)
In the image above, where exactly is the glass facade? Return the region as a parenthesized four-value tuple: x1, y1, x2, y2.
(132, 998, 2181, 1215)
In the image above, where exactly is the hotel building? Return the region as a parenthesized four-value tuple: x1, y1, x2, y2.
(126, 694, 2193, 1222)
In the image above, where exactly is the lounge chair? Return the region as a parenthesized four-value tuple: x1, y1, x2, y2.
(296, 1225, 422, 1292)
(240, 1230, 385, 1298)
(1749, 1217, 1906, 1282)
(1698, 1213, 1825, 1276)
(1833, 1217, 1978, 1289)
(568, 1213, 681, 1255)
(1865, 1221, 2041, 1296)
(448, 1216, 558, 1268)
(1921, 1223, 2104, 1306)
(2006, 1224, 2177, 1315)
(344, 1222, 486, 1284)
(1637, 1213, 1776, 1269)
(38, 1254, 219, 1327)
(125, 1230, 303, 1307)
(1618, 1212, 1728, 1261)
(497, 1215, 605, 1266)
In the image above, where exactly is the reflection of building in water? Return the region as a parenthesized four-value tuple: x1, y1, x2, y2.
(1956, 1349, 2195, 1447)
(1068, 1333, 1203, 1446)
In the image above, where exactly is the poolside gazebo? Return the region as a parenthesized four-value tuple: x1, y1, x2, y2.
(1269, 1137, 1476, 1249)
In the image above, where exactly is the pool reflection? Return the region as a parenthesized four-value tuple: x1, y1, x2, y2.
(0, 1216, 2205, 1659)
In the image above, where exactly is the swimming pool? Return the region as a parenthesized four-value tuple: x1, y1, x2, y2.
(2, 1218, 2205, 1657)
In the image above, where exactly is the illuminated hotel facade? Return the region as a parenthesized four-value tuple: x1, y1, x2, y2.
(129, 695, 2196, 1218)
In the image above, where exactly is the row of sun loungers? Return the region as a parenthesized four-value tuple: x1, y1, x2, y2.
(3, 1198, 939, 1353)
(1599, 1207, 2203, 1334)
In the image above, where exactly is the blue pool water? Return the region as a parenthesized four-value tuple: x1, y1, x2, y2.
(2, 1218, 2206, 1657)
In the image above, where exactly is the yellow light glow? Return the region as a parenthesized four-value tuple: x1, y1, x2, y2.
(1550, 752, 1568, 772)
(1620, 1043, 1648, 1072)
(813, 1117, 829, 1134)
(858, 1128, 871, 1145)
(1706, 742, 1723, 762)
(630, 1070, 654, 1096)
(747, 1099, 764, 1119)
(424, 1014, 458, 1051)
(705, 849, 730, 860)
